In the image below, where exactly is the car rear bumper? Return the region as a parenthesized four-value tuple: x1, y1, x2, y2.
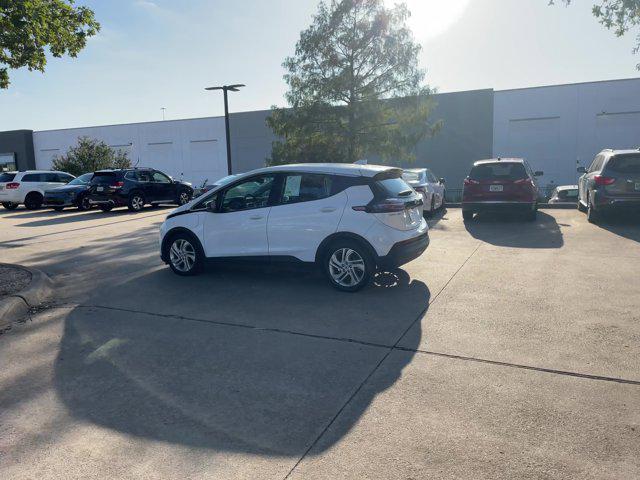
(377, 231, 430, 269)
(593, 192, 640, 211)
(462, 201, 535, 212)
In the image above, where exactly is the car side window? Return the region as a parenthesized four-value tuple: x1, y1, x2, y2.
(280, 173, 332, 205)
(21, 173, 40, 182)
(55, 173, 72, 183)
(221, 175, 276, 212)
(152, 171, 172, 184)
(137, 171, 152, 182)
(589, 155, 603, 173)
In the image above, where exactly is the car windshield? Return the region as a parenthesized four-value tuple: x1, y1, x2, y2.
(0, 172, 16, 182)
(214, 175, 238, 186)
(68, 173, 92, 185)
(607, 154, 640, 174)
(469, 163, 527, 181)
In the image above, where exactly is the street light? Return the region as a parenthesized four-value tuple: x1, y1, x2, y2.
(205, 84, 245, 175)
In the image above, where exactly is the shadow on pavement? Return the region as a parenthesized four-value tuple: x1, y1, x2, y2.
(464, 210, 564, 248)
(15, 206, 172, 228)
(594, 212, 640, 243)
(53, 267, 428, 455)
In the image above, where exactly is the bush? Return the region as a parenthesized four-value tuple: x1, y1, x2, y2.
(51, 136, 131, 176)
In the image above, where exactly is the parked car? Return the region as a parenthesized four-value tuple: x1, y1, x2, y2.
(402, 168, 446, 214)
(159, 164, 429, 292)
(43, 173, 95, 211)
(193, 174, 238, 197)
(88, 168, 193, 212)
(577, 149, 640, 222)
(0, 170, 75, 210)
(462, 158, 543, 221)
(548, 185, 578, 204)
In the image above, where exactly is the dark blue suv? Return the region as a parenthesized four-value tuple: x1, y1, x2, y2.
(88, 168, 194, 212)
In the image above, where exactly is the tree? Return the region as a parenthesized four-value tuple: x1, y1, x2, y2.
(267, 0, 439, 165)
(51, 137, 130, 176)
(551, 1, 640, 69)
(0, 0, 100, 89)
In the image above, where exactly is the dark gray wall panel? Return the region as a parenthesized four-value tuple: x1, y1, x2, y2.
(0, 130, 35, 171)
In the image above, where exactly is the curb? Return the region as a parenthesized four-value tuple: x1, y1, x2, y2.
(0, 264, 53, 330)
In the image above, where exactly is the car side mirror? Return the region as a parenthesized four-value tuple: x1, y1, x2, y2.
(576, 166, 587, 174)
(534, 171, 544, 177)
(439, 178, 445, 184)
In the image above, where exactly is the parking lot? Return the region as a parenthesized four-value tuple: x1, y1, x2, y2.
(1, 206, 639, 479)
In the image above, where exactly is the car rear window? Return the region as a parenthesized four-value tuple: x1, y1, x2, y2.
(402, 171, 421, 182)
(0, 173, 16, 182)
(607, 154, 640, 174)
(469, 163, 527, 181)
(377, 177, 414, 197)
(91, 172, 120, 185)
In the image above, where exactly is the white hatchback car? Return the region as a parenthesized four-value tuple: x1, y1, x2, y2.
(160, 164, 429, 291)
(0, 170, 75, 210)
(402, 168, 446, 214)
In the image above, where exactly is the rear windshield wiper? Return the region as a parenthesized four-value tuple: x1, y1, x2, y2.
(397, 189, 413, 197)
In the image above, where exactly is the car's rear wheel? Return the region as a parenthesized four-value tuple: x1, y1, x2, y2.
(128, 192, 145, 212)
(24, 192, 43, 210)
(177, 191, 191, 206)
(166, 233, 204, 276)
(1, 202, 18, 210)
(99, 204, 113, 212)
(587, 196, 600, 224)
(462, 210, 474, 221)
(525, 208, 537, 222)
(323, 240, 374, 292)
(77, 195, 91, 211)
(577, 200, 587, 212)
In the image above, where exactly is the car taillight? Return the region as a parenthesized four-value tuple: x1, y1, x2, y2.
(353, 198, 407, 213)
(463, 178, 479, 186)
(594, 175, 615, 186)
(6, 182, 20, 189)
(111, 181, 124, 188)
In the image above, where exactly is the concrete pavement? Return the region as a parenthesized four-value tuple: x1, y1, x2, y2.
(0, 206, 639, 479)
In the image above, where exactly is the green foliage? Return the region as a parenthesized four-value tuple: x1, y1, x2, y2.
(0, 0, 100, 88)
(51, 137, 131, 177)
(552, 0, 640, 68)
(267, 0, 440, 165)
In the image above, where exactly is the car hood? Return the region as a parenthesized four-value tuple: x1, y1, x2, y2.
(44, 185, 88, 194)
(175, 180, 192, 188)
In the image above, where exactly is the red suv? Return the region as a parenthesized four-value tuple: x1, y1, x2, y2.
(462, 158, 543, 221)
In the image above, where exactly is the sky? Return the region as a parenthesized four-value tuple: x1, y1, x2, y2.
(1, 0, 639, 132)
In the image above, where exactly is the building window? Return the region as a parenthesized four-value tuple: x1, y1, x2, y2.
(0, 152, 16, 172)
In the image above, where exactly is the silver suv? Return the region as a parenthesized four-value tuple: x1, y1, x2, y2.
(577, 149, 640, 223)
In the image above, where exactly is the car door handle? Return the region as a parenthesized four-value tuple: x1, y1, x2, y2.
(250, 215, 263, 220)
(320, 207, 337, 213)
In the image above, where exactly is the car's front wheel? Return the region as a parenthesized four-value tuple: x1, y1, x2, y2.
(77, 195, 91, 211)
(587, 196, 600, 224)
(166, 233, 204, 276)
(323, 240, 374, 292)
(128, 192, 145, 212)
(177, 191, 191, 206)
(462, 210, 474, 221)
(1, 202, 18, 210)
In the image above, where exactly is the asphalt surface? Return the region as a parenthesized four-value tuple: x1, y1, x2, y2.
(0, 205, 639, 479)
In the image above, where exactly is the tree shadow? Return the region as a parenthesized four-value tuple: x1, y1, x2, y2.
(464, 210, 564, 249)
(14, 207, 173, 228)
(53, 266, 428, 455)
(593, 211, 640, 243)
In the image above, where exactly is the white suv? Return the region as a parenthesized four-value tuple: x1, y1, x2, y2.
(159, 164, 429, 291)
(0, 170, 75, 210)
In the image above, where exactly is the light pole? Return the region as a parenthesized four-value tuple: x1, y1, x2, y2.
(161, 107, 166, 120)
(205, 84, 245, 175)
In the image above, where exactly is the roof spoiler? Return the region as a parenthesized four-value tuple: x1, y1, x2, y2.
(372, 168, 403, 181)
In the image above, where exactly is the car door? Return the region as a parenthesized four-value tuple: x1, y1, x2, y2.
(151, 170, 175, 202)
(426, 170, 444, 208)
(133, 170, 156, 201)
(203, 174, 277, 257)
(267, 173, 347, 262)
(583, 155, 602, 202)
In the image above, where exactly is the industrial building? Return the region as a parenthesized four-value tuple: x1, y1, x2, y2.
(2, 77, 640, 191)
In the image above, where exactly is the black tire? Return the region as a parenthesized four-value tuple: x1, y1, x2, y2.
(462, 210, 474, 221)
(165, 232, 204, 276)
(587, 196, 600, 224)
(54, 206, 64, 212)
(322, 239, 374, 292)
(525, 208, 537, 222)
(440, 192, 446, 210)
(99, 204, 113, 212)
(128, 192, 145, 212)
(24, 192, 43, 210)
(177, 190, 191, 206)
(577, 200, 587, 213)
(2, 202, 18, 210)
(77, 195, 91, 211)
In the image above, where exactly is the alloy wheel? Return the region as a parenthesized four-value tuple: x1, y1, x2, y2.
(132, 195, 144, 211)
(328, 248, 366, 288)
(179, 192, 190, 205)
(169, 239, 196, 273)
